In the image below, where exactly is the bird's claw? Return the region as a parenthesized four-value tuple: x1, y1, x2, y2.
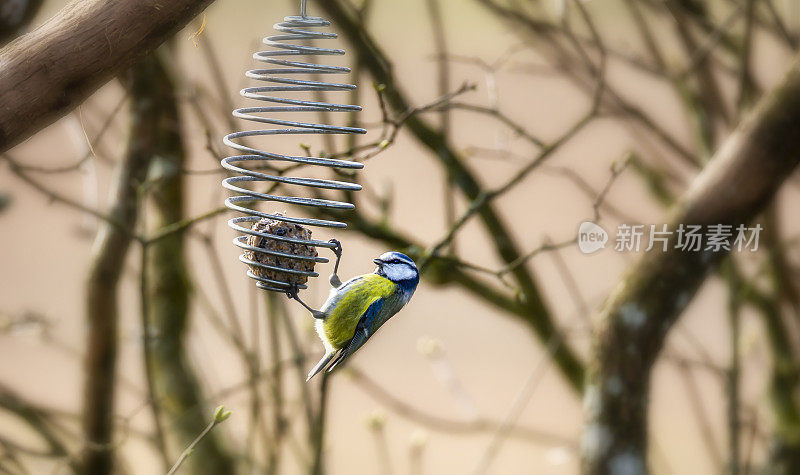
(285, 282, 300, 300)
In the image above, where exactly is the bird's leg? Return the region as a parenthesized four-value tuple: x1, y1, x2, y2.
(328, 239, 343, 288)
(286, 284, 324, 319)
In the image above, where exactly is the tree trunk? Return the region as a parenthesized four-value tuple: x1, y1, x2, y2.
(82, 78, 152, 475)
(138, 52, 235, 474)
(583, 55, 800, 474)
(760, 211, 800, 474)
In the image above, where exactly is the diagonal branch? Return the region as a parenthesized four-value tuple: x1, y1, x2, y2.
(0, 0, 216, 153)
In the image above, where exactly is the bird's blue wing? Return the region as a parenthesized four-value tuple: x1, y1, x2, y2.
(326, 298, 383, 373)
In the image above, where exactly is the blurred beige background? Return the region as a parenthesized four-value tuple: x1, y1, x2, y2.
(3, 0, 800, 473)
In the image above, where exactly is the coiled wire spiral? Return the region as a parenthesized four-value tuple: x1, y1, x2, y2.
(222, 0, 365, 293)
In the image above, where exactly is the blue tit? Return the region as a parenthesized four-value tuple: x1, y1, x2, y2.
(304, 251, 419, 381)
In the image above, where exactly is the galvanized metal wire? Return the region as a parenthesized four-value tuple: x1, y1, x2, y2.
(222, 2, 365, 293)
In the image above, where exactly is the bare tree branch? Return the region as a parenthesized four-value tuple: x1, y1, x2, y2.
(319, 0, 587, 393)
(0, 0, 215, 153)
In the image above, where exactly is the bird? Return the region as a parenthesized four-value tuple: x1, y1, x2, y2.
(303, 251, 419, 381)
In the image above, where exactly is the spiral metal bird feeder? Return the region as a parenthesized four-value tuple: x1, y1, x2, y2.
(222, 0, 365, 299)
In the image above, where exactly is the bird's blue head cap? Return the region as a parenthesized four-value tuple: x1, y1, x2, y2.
(373, 251, 419, 292)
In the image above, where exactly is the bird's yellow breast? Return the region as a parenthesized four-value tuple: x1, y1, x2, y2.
(323, 274, 396, 348)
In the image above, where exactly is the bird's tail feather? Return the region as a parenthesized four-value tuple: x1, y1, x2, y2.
(306, 351, 336, 382)
(325, 348, 349, 374)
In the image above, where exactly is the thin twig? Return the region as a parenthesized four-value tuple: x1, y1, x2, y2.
(166, 407, 231, 475)
(471, 337, 560, 475)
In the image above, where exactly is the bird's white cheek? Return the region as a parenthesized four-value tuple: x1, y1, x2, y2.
(394, 266, 417, 281)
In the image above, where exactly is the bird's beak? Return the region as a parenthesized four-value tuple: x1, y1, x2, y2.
(373, 258, 384, 266)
